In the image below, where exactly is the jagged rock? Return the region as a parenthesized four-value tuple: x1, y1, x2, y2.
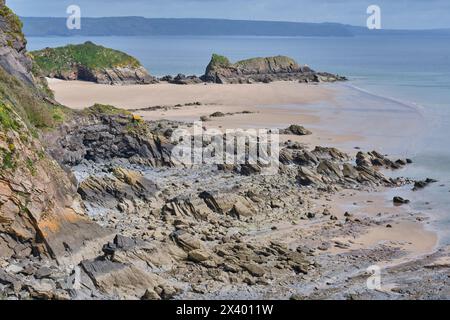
(280, 124, 312, 136)
(297, 167, 323, 187)
(356, 151, 408, 170)
(413, 178, 437, 191)
(231, 200, 257, 218)
(188, 249, 211, 263)
(171, 231, 204, 252)
(317, 160, 344, 180)
(80, 258, 164, 299)
(239, 163, 263, 175)
(141, 288, 161, 300)
(34, 266, 53, 279)
(393, 197, 410, 205)
(312, 146, 349, 161)
(169, 74, 203, 85)
(162, 196, 212, 220)
(199, 191, 257, 218)
(242, 264, 265, 277)
(78, 169, 158, 214)
(0, 269, 21, 292)
(279, 148, 295, 164)
(342, 163, 359, 179)
(44, 105, 174, 168)
(26, 279, 56, 299)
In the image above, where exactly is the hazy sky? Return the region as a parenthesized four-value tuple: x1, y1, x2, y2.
(7, 0, 450, 29)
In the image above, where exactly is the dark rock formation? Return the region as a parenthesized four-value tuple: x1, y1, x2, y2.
(43, 104, 174, 168)
(280, 124, 312, 136)
(201, 54, 346, 84)
(167, 74, 203, 85)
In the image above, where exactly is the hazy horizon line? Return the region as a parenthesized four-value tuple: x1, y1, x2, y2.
(20, 16, 450, 31)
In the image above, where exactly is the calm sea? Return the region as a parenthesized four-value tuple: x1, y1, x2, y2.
(27, 35, 450, 242)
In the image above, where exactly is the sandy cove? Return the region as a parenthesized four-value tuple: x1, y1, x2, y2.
(49, 79, 439, 298)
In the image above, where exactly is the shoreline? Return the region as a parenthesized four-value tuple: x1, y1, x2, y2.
(49, 78, 441, 298)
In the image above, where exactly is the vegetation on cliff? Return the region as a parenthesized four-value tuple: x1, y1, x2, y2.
(0, 67, 67, 131)
(0, 5, 25, 48)
(31, 41, 155, 84)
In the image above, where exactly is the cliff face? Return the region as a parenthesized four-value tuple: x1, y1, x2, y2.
(202, 54, 346, 84)
(31, 41, 157, 85)
(0, 4, 33, 85)
(0, 3, 110, 265)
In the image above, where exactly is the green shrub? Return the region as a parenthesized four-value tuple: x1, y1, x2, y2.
(31, 41, 142, 76)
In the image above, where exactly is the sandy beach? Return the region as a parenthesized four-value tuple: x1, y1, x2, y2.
(49, 78, 438, 270)
(49, 78, 336, 109)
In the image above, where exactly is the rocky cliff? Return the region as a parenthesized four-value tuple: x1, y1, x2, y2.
(201, 54, 346, 84)
(31, 41, 157, 85)
(0, 2, 110, 266)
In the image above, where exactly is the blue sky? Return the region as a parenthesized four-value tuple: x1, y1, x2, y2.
(7, 0, 450, 29)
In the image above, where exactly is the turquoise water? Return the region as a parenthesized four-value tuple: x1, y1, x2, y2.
(28, 35, 450, 242)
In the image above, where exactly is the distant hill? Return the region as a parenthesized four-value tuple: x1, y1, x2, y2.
(20, 17, 450, 38)
(20, 17, 353, 37)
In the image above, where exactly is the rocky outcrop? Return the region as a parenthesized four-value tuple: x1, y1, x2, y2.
(280, 124, 312, 136)
(0, 5, 33, 85)
(43, 104, 174, 168)
(85, 65, 156, 85)
(201, 54, 346, 84)
(160, 74, 203, 85)
(31, 41, 157, 85)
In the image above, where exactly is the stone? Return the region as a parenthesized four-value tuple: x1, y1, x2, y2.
(188, 249, 211, 263)
(280, 125, 312, 136)
(413, 178, 438, 191)
(34, 266, 53, 279)
(26, 279, 56, 299)
(172, 231, 203, 252)
(242, 264, 265, 277)
(141, 288, 161, 300)
(81, 258, 163, 299)
(393, 197, 410, 205)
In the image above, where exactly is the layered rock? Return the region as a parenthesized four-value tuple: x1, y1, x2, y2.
(0, 4, 33, 85)
(31, 41, 157, 85)
(201, 54, 346, 84)
(44, 104, 174, 168)
(0, 2, 111, 266)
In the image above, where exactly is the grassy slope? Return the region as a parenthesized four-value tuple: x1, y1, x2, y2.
(31, 41, 142, 75)
(0, 65, 68, 132)
(0, 5, 25, 48)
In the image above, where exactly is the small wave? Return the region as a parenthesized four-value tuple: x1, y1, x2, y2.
(337, 82, 428, 119)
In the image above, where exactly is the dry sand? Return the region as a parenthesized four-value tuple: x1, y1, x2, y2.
(48, 79, 335, 110)
(49, 79, 438, 262)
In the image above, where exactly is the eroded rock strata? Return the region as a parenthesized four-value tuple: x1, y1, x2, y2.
(201, 54, 346, 84)
(1, 3, 447, 300)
